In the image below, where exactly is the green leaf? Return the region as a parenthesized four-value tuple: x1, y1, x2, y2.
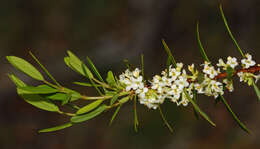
(166, 57, 172, 68)
(67, 103, 80, 110)
(252, 82, 260, 101)
(123, 59, 131, 70)
(184, 89, 216, 127)
(61, 93, 72, 105)
(119, 96, 130, 104)
(82, 63, 94, 79)
(29, 52, 61, 86)
(71, 104, 107, 123)
(141, 54, 144, 78)
(66, 51, 93, 78)
(43, 93, 68, 101)
(86, 56, 104, 82)
(158, 106, 173, 133)
(67, 50, 84, 74)
(192, 90, 200, 120)
(17, 85, 58, 94)
(73, 82, 101, 87)
(20, 94, 60, 112)
(219, 5, 245, 57)
(76, 99, 104, 115)
(64, 57, 71, 68)
(105, 91, 117, 96)
(109, 105, 121, 126)
(110, 94, 119, 105)
(196, 22, 210, 62)
(133, 95, 139, 132)
(162, 39, 177, 67)
(220, 95, 250, 133)
(8, 74, 26, 87)
(106, 71, 116, 87)
(63, 88, 82, 102)
(6, 56, 44, 81)
(82, 63, 102, 95)
(38, 122, 73, 133)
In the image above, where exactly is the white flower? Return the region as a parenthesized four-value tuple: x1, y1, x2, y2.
(223, 79, 234, 92)
(188, 64, 194, 73)
(133, 68, 141, 78)
(217, 58, 226, 68)
(255, 74, 260, 83)
(169, 66, 181, 81)
(217, 56, 238, 71)
(237, 72, 255, 86)
(226, 56, 238, 69)
(138, 89, 164, 109)
(203, 62, 218, 79)
(175, 76, 189, 90)
(119, 68, 144, 92)
(194, 83, 204, 94)
(241, 53, 256, 68)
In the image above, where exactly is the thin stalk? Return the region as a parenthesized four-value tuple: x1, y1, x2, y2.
(133, 95, 139, 132)
(92, 78, 115, 90)
(29, 51, 61, 87)
(158, 106, 173, 133)
(58, 110, 76, 117)
(219, 5, 245, 57)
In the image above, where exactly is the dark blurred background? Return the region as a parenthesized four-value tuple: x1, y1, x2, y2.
(1, 0, 260, 149)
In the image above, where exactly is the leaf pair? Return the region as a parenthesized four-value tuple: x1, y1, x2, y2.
(8, 74, 60, 112)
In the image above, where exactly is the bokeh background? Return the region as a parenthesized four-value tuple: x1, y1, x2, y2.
(1, 0, 260, 149)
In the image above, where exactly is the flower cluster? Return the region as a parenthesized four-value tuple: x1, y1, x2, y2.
(119, 53, 259, 109)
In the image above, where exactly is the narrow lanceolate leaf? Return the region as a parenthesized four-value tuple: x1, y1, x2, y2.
(184, 90, 216, 127)
(6, 56, 44, 81)
(252, 82, 260, 101)
(38, 122, 73, 133)
(86, 56, 104, 82)
(29, 51, 61, 86)
(110, 94, 119, 105)
(196, 22, 210, 62)
(106, 71, 116, 87)
(219, 5, 245, 57)
(66, 50, 94, 78)
(192, 90, 200, 120)
(71, 104, 107, 123)
(67, 50, 84, 74)
(158, 106, 173, 133)
(220, 95, 250, 133)
(82, 63, 94, 79)
(119, 96, 130, 104)
(141, 54, 144, 78)
(20, 94, 60, 112)
(82, 63, 102, 95)
(63, 88, 82, 102)
(162, 39, 177, 67)
(109, 105, 121, 126)
(8, 74, 26, 87)
(76, 99, 104, 115)
(43, 93, 68, 101)
(61, 93, 72, 105)
(133, 95, 139, 132)
(17, 85, 58, 94)
(73, 82, 101, 87)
